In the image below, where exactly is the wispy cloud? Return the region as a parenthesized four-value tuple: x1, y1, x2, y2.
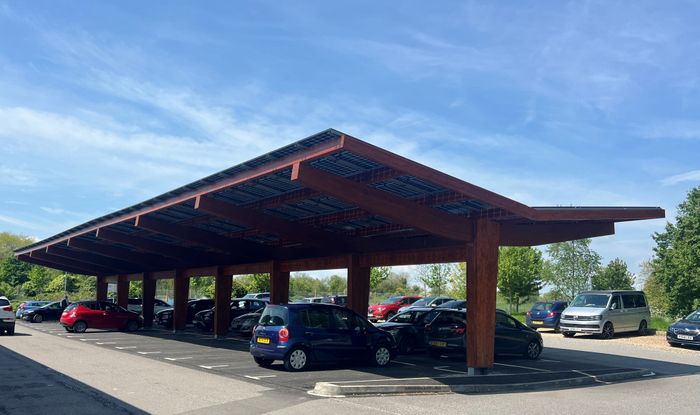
(638, 119, 700, 140)
(661, 169, 700, 186)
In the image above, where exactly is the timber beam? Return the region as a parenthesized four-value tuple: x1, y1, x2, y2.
(291, 162, 472, 241)
(500, 221, 615, 246)
(67, 237, 178, 269)
(18, 254, 94, 275)
(29, 250, 114, 275)
(46, 245, 140, 272)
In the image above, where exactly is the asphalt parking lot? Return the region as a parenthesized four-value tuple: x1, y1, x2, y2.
(13, 320, 669, 397)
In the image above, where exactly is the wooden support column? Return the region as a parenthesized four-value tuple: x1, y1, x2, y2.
(347, 255, 370, 316)
(466, 217, 500, 375)
(96, 276, 108, 302)
(214, 268, 232, 339)
(141, 272, 156, 329)
(117, 275, 129, 309)
(173, 270, 190, 332)
(270, 261, 290, 305)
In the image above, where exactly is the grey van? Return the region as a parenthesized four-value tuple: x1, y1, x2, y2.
(559, 290, 650, 339)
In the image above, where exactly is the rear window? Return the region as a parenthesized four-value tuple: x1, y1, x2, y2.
(64, 303, 79, 312)
(259, 306, 289, 327)
(533, 302, 554, 311)
(0, 298, 10, 306)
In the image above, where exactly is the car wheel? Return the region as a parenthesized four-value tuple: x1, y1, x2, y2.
(668, 342, 679, 348)
(399, 336, 416, 354)
(254, 356, 273, 367)
(126, 320, 139, 332)
(373, 345, 392, 367)
(6, 325, 14, 336)
(524, 340, 541, 359)
(638, 320, 648, 336)
(64, 326, 73, 332)
(284, 347, 309, 371)
(600, 322, 614, 339)
(73, 321, 88, 333)
(562, 331, 575, 338)
(32, 314, 43, 323)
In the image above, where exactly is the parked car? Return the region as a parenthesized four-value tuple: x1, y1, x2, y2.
(193, 298, 268, 331)
(299, 297, 324, 303)
(367, 295, 422, 322)
(244, 292, 270, 300)
(23, 301, 67, 323)
(127, 298, 172, 315)
(438, 299, 466, 309)
(322, 295, 347, 307)
(667, 308, 700, 348)
(230, 308, 264, 335)
(0, 296, 15, 335)
(397, 296, 456, 314)
(559, 290, 650, 339)
(155, 299, 215, 328)
(250, 303, 396, 371)
(425, 308, 543, 360)
(15, 301, 51, 318)
(526, 301, 569, 332)
(60, 301, 141, 333)
(376, 307, 441, 353)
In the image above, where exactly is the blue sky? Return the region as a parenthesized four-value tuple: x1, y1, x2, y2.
(1, 1, 698, 281)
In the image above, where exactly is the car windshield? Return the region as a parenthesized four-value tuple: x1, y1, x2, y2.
(259, 306, 288, 326)
(439, 300, 466, 309)
(570, 294, 610, 308)
(381, 296, 403, 305)
(411, 297, 434, 307)
(532, 302, 554, 311)
(684, 310, 700, 322)
(63, 303, 79, 311)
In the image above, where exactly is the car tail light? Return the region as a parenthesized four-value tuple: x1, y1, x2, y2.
(547, 312, 555, 318)
(20, 303, 26, 310)
(278, 327, 289, 342)
(526, 311, 531, 316)
(2, 305, 12, 312)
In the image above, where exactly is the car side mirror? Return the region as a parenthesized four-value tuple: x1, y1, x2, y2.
(610, 303, 617, 310)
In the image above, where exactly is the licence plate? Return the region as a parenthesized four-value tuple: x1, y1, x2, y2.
(256, 337, 270, 344)
(678, 334, 695, 341)
(532, 321, 543, 325)
(570, 327, 583, 332)
(429, 340, 447, 347)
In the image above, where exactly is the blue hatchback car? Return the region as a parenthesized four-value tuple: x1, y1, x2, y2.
(250, 303, 396, 371)
(526, 301, 569, 332)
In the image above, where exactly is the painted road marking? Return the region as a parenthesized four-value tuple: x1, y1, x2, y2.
(164, 357, 193, 361)
(540, 359, 561, 363)
(97, 342, 118, 345)
(572, 369, 612, 385)
(392, 360, 417, 366)
(137, 351, 162, 355)
(79, 338, 100, 341)
(434, 366, 467, 374)
(115, 346, 138, 350)
(245, 375, 277, 380)
(199, 365, 230, 369)
(494, 362, 550, 373)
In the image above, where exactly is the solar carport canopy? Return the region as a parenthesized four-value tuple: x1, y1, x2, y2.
(15, 129, 665, 277)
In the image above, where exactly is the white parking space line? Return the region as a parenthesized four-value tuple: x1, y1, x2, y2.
(572, 370, 612, 385)
(539, 359, 561, 363)
(199, 364, 230, 369)
(137, 351, 162, 355)
(96, 342, 118, 345)
(78, 339, 100, 341)
(164, 357, 193, 361)
(244, 375, 277, 380)
(494, 362, 550, 373)
(115, 346, 138, 350)
(434, 366, 467, 374)
(392, 360, 417, 366)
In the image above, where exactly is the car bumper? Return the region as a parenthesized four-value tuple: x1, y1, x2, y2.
(559, 320, 603, 334)
(667, 334, 700, 346)
(0, 320, 15, 329)
(527, 318, 559, 329)
(249, 343, 289, 360)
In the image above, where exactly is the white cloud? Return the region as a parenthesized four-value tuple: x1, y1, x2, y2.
(661, 169, 700, 186)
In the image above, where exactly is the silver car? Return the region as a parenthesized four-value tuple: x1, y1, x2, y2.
(559, 290, 650, 339)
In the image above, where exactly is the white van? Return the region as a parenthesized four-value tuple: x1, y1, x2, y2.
(559, 290, 650, 339)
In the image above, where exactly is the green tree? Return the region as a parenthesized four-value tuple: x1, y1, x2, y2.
(498, 247, 543, 312)
(640, 259, 668, 315)
(446, 262, 467, 299)
(544, 239, 601, 300)
(417, 263, 457, 296)
(0, 256, 32, 288)
(24, 266, 55, 296)
(46, 274, 77, 293)
(370, 266, 391, 291)
(592, 258, 635, 290)
(0, 232, 34, 257)
(651, 186, 700, 317)
(327, 274, 346, 294)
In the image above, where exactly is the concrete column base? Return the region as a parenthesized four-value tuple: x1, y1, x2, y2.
(468, 367, 488, 376)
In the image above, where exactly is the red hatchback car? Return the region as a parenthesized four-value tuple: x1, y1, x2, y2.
(60, 301, 142, 333)
(367, 295, 422, 322)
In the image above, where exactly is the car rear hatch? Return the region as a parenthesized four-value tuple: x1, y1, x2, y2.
(253, 305, 289, 349)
